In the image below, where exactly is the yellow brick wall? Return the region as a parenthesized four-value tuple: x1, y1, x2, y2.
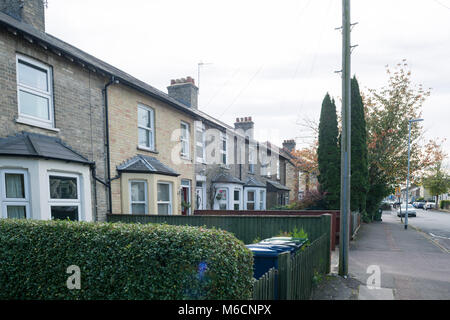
(108, 84, 195, 214)
(286, 161, 299, 203)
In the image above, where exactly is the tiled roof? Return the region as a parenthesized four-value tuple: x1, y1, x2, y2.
(244, 176, 266, 188)
(212, 172, 244, 185)
(0, 132, 92, 164)
(266, 180, 291, 191)
(117, 154, 179, 177)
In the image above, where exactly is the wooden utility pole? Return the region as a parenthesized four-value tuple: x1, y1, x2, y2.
(339, 0, 352, 276)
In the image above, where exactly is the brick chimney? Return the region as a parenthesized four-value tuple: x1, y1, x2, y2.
(0, 0, 46, 32)
(282, 139, 296, 152)
(234, 117, 254, 140)
(167, 76, 198, 109)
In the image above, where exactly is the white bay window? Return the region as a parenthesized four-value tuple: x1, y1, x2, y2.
(49, 173, 80, 221)
(1, 170, 29, 219)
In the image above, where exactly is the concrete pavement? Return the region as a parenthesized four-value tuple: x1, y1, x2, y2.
(312, 210, 450, 300)
(349, 210, 450, 299)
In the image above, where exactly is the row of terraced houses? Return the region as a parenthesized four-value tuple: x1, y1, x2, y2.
(0, 0, 301, 222)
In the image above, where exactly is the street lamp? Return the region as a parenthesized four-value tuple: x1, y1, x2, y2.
(405, 118, 424, 230)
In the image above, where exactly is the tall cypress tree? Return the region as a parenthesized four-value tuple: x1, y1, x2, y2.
(318, 93, 340, 209)
(350, 77, 369, 217)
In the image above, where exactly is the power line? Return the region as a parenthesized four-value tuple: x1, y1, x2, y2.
(433, 0, 450, 10)
(217, 0, 316, 119)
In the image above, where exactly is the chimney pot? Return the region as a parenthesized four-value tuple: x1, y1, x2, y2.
(167, 75, 199, 109)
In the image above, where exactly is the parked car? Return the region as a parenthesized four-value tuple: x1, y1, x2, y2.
(424, 202, 435, 210)
(397, 204, 417, 217)
(393, 201, 402, 209)
(416, 201, 426, 209)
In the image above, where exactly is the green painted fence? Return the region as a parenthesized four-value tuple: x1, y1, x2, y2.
(253, 234, 329, 300)
(107, 214, 332, 246)
(252, 268, 277, 300)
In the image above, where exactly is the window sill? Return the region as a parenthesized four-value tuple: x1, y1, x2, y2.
(196, 159, 207, 165)
(137, 146, 159, 154)
(15, 118, 60, 132)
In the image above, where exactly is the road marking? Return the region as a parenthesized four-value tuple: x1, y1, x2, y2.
(409, 225, 449, 254)
(429, 233, 450, 240)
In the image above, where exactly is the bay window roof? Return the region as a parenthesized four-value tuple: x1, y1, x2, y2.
(0, 132, 92, 164)
(117, 154, 179, 177)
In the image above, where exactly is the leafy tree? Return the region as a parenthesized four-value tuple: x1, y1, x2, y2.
(422, 163, 450, 206)
(317, 93, 340, 209)
(290, 141, 319, 194)
(350, 77, 369, 220)
(363, 60, 443, 219)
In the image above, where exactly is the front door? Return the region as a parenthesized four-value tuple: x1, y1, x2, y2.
(181, 179, 191, 215)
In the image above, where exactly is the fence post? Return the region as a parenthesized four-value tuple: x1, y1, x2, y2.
(322, 214, 332, 274)
(277, 251, 291, 300)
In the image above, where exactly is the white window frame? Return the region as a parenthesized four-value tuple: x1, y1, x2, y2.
(157, 182, 173, 215)
(276, 159, 280, 180)
(129, 180, 148, 215)
(233, 188, 241, 211)
(259, 190, 266, 210)
(220, 132, 228, 165)
(180, 121, 190, 160)
(16, 54, 54, 129)
(246, 190, 256, 210)
(215, 188, 228, 210)
(1, 169, 30, 219)
(137, 104, 155, 151)
(248, 145, 255, 174)
(48, 172, 81, 221)
(195, 121, 206, 163)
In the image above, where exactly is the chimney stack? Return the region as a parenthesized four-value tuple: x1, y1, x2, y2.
(0, 0, 46, 32)
(282, 139, 296, 152)
(234, 116, 254, 140)
(167, 76, 198, 109)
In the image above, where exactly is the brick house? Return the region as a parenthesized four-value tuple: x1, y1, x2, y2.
(0, 0, 297, 221)
(0, 0, 108, 221)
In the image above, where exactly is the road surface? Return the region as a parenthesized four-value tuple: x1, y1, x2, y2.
(400, 208, 450, 252)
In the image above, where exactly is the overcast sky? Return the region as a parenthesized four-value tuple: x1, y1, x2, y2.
(45, 0, 450, 164)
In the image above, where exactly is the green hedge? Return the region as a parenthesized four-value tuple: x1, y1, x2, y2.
(0, 219, 254, 300)
(440, 200, 450, 210)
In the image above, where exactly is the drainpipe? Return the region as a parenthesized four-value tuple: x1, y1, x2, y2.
(103, 76, 119, 214)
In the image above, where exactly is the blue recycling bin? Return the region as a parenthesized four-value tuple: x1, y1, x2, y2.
(260, 237, 309, 252)
(245, 243, 295, 280)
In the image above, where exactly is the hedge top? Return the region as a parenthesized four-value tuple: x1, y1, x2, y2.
(0, 219, 254, 300)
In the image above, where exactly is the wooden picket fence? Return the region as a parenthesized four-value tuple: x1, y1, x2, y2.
(252, 268, 278, 300)
(252, 234, 329, 300)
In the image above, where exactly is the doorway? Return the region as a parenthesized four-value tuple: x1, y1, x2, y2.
(181, 179, 191, 215)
